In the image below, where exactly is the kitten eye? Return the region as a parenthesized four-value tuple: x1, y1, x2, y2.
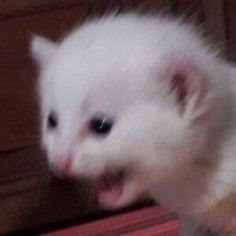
(89, 116, 113, 137)
(47, 111, 58, 130)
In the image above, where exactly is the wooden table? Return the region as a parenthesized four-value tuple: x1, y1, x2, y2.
(43, 206, 179, 236)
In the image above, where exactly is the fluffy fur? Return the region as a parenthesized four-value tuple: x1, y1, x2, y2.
(31, 13, 236, 235)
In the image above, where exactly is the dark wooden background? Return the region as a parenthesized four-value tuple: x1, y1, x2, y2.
(0, 0, 235, 235)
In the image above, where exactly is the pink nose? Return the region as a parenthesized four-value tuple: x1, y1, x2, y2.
(50, 155, 72, 177)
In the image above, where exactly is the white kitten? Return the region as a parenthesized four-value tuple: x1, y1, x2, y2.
(31, 13, 236, 235)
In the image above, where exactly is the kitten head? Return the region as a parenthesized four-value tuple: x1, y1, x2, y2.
(31, 14, 217, 209)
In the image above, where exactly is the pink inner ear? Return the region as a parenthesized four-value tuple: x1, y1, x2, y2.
(166, 57, 203, 110)
(170, 71, 188, 106)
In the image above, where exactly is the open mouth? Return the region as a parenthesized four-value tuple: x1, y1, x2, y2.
(96, 170, 126, 208)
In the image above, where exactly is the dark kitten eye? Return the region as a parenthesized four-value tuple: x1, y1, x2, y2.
(47, 111, 58, 130)
(89, 116, 113, 136)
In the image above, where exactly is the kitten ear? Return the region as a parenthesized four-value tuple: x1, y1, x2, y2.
(163, 56, 210, 121)
(31, 35, 58, 68)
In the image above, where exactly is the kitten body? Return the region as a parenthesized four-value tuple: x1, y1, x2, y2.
(32, 14, 236, 235)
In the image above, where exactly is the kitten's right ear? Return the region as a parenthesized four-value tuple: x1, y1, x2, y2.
(31, 35, 58, 68)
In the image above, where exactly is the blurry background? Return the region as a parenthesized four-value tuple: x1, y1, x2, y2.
(0, 0, 235, 235)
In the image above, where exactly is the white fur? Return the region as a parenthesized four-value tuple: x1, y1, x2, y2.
(32, 13, 236, 235)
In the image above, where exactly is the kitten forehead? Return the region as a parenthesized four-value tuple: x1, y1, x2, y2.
(50, 65, 156, 116)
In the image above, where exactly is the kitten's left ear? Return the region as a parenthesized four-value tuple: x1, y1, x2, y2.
(162, 56, 212, 122)
(31, 35, 58, 68)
